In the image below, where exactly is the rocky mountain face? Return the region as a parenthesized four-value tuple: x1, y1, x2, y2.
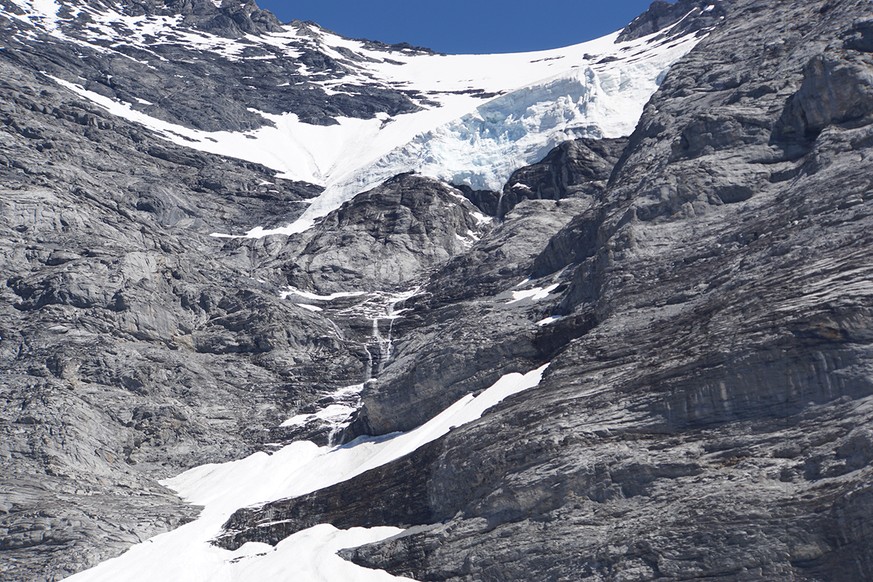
(1, 0, 426, 131)
(279, 174, 492, 294)
(0, 42, 360, 581)
(2, 0, 873, 580)
(221, 0, 873, 580)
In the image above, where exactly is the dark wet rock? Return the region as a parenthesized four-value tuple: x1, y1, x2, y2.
(499, 137, 626, 219)
(452, 184, 502, 217)
(844, 17, 873, 52)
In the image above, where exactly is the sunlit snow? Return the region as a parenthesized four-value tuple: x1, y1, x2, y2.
(506, 283, 560, 305)
(280, 384, 365, 429)
(280, 287, 370, 301)
(536, 315, 564, 327)
(27, 0, 60, 30)
(12, 0, 706, 237)
(65, 365, 549, 582)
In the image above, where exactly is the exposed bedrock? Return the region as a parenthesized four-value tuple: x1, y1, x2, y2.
(4, 0, 873, 579)
(0, 0, 425, 132)
(617, 0, 728, 43)
(279, 173, 491, 294)
(217, 0, 873, 580)
(0, 51, 361, 579)
(497, 137, 627, 219)
(346, 197, 599, 437)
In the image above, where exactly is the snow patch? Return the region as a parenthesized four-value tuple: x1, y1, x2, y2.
(66, 365, 549, 582)
(280, 403, 358, 428)
(281, 384, 365, 429)
(28, 0, 60, 30)
(281, 287, 369, 301)
(506, 284, 560, 304)
(536, 315, 564, 327)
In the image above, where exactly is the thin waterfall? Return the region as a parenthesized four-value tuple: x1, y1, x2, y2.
(363, 345, 374, 382)
(495, 189, 505, 220)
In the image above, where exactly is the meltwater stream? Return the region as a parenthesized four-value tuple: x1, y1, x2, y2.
(65, 283, 549, 582)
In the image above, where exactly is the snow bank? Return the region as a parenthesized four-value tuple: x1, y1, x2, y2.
(506, 283, 560, 305)
(66, 364, 549, 582)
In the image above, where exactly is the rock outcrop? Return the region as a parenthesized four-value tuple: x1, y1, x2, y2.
(218, 1, 873, 581)
(0, 0, 426, 132)
(617, 0, 727, 42)
(499, 137, 627, 219)
(0, 33, 363, 582)
(280, 173, 491, 294)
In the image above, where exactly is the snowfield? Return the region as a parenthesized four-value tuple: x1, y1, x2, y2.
(7, 0, 706, 236)
(64, 365, 549, 582)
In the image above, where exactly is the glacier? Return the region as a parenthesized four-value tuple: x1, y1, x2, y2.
(6, 0, 707, 236)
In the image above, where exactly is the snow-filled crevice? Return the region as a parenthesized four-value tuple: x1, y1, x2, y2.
(65, 365, 549, 582)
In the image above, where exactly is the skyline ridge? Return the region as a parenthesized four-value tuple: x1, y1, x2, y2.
(256, 0, 659, 54)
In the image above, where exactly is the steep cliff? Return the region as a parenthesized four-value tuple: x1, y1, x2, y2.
(222, 1, 873, 580)
(3, 0, 873, 580)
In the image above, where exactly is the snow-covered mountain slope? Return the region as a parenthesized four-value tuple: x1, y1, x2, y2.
(2, 0, 714, 236)
(64, 366, 548, 582)
(6, 0, 873, 579)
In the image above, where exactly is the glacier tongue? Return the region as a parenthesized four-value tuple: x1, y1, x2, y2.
(231, 27, 705, 237)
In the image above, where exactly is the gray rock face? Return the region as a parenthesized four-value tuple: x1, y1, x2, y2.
(5, 0, 873, 580)
(775, 50, 873, 141)
(617, 0, 727, 43)
(0, 0, 429, 132)
(215, 1, 873, 581)
(215, 440, 445, 550)
(280, 173, 491, 294)
(346, 197, 590, 437)
(335, 139, 627, 437)
(0, 43, 365, 582)
(499, 137, 626, 218)
(109, 0, 285, 37)
(0, 22, 591, 573)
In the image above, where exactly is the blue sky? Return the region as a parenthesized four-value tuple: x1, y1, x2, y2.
(256, 1, 659, 54)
